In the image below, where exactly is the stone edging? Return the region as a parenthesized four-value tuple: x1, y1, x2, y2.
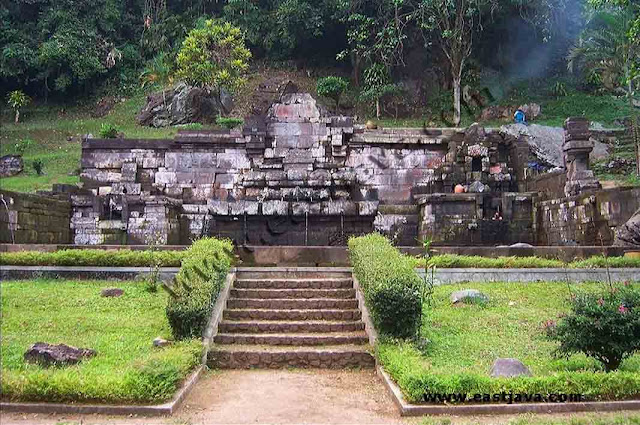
(377, 366, 640, 416)
(0, 271, 237, 416)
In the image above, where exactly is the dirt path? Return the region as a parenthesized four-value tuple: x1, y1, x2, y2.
(3, 370, 639, 425)
(2, 369, 401, 424)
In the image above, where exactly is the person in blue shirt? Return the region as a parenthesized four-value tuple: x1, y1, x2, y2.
(514, 109, 526, 124)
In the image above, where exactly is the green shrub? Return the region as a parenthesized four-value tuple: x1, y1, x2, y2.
(14, 138, 35, 155)
(413, 254, 640, 269)
(216, 116, 243, 129)
(570, 255, 640, 269)
(0, 249, 185, 267)
(546, 283, 640, 372)
(99, 123, 120, 138)
(165, 238, 234, 340)
(32, 160, 44, 176)
(316, 76, 349, 109)
(348, 233, 423, 338)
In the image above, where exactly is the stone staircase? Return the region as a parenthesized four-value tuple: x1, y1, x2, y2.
(208, 268, 375, 369)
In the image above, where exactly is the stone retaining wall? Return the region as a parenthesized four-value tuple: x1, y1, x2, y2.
(535, 186, 640, 245)
(0, 190, 71, 244)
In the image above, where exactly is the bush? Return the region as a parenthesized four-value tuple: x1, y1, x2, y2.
(0, 249, 185, 267)
(99, 123, 120, 138)
(32, 160, 44, 176)
(348, 233, 423, 338)
(216, 116, 243, 129)
(165, 238, 234, 340)
(546, 283, 640, 372)
(317, 76, 349, 109)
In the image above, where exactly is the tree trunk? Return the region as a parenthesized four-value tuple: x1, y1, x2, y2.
(14, 110, 19, 124)
(452, 74, 462, 127)
(376, 98, 381, 119)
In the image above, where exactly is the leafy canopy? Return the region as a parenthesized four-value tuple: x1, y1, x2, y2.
(176, 20, 251, 93)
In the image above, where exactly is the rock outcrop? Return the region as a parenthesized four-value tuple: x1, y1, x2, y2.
(136, 83, 231, 127)
(500, 124, 610, 169)
(615, 208, 640, 248)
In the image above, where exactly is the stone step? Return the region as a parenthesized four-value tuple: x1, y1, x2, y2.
(227, 298, 358, 310)
(207, 344, 375, 369)
(230, 288, 356, 300)
(223, 308, 362, 321)
(234, 278, 353, 289)
(236, 269, 351, 280)
(218, 320, 365, 334)
(214, 332, 369, 346)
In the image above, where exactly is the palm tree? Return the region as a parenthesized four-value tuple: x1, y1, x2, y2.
(140, 52, 175, 111)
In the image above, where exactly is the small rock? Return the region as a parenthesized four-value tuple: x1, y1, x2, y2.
(153, 337, 172, 348)
(510, 242, 534, 248)
(450, 289, 489, 304)
(24, 342, 96, 367)
(0, 155, 24, 177)
(490, 358, 532, 377)
(518, 103, 541, 120)
(365, 120, 378, 130)
(101, 288, 124, 297)
(508, 301, 517, 307)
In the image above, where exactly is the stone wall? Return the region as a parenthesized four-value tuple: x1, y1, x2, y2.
(77, 93, 527, 246)
(417, 192, 536, 245)
(535, 186, 640, 245)
(0, 190, 71, 244)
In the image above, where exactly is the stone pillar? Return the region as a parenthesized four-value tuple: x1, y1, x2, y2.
(563, 117, 601, 197)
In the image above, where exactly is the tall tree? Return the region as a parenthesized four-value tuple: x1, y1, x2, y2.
(415, 0, 498, 126)
(588, 0, 640, 175)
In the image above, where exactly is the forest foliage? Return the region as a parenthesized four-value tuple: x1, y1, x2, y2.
(1, 0, 638, 115)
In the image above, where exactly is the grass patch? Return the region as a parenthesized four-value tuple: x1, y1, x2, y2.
(413, 254, 640, 269)
(378, 281, 640, 403)
(0, 94, 176, 193)
(0, 249, 185, 267)
(1, 279, 202, 403)
(419, 413, 640, 425)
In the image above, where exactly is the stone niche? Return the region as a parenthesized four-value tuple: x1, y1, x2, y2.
(417, 192, 535, 246)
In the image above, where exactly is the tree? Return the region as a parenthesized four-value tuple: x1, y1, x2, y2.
(360, 63, 401, 118)
(587, 0, 640, 176)
(415, 0, 497, 126)
(6, 90, 30, 123)
(176, 20, 251, 100)
(317, 76, 349, 109)
(336, 0, 413, 86)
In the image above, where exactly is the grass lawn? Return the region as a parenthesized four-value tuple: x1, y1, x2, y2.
(378, 281, 640, 403)
(0, 94, 176, 193)
(0, 279, 202, 404)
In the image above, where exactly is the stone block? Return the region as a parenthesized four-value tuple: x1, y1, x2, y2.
(262, 200, 288, 215)
(284, 149, 314, 164)
(215, 173, 236, 189)
(217, 152, 250, 169)
(155, 171, 177, 185)
(321, 200, 357, 216)
(111, 183, 141, 195)
(230, 200, 260, 215)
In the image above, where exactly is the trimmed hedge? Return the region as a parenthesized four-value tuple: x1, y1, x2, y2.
(0, 249, 185, 267)
(348, 233, 423, 338)
(415, 254, 640, 269)
(165, 238, 233, 340)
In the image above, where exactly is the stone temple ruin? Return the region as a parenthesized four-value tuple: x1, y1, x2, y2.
(1, 92, 639, 248)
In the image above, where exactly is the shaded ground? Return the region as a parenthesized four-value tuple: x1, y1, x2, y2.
(3, 370, 640, 424)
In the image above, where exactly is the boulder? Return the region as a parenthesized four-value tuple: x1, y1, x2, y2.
(490, 358, 532, 377)
(615, 208, 640, 248)
(518, 103, 541, 120)
(101, 287, 124, 297)
(479, 105, 513, 121)
(0, 155, 24, 177)
(24, 342, 96, 367)
(500, 124, 610, 168)
(136, 82, 230, 127)
(450, 289, 489, 304)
